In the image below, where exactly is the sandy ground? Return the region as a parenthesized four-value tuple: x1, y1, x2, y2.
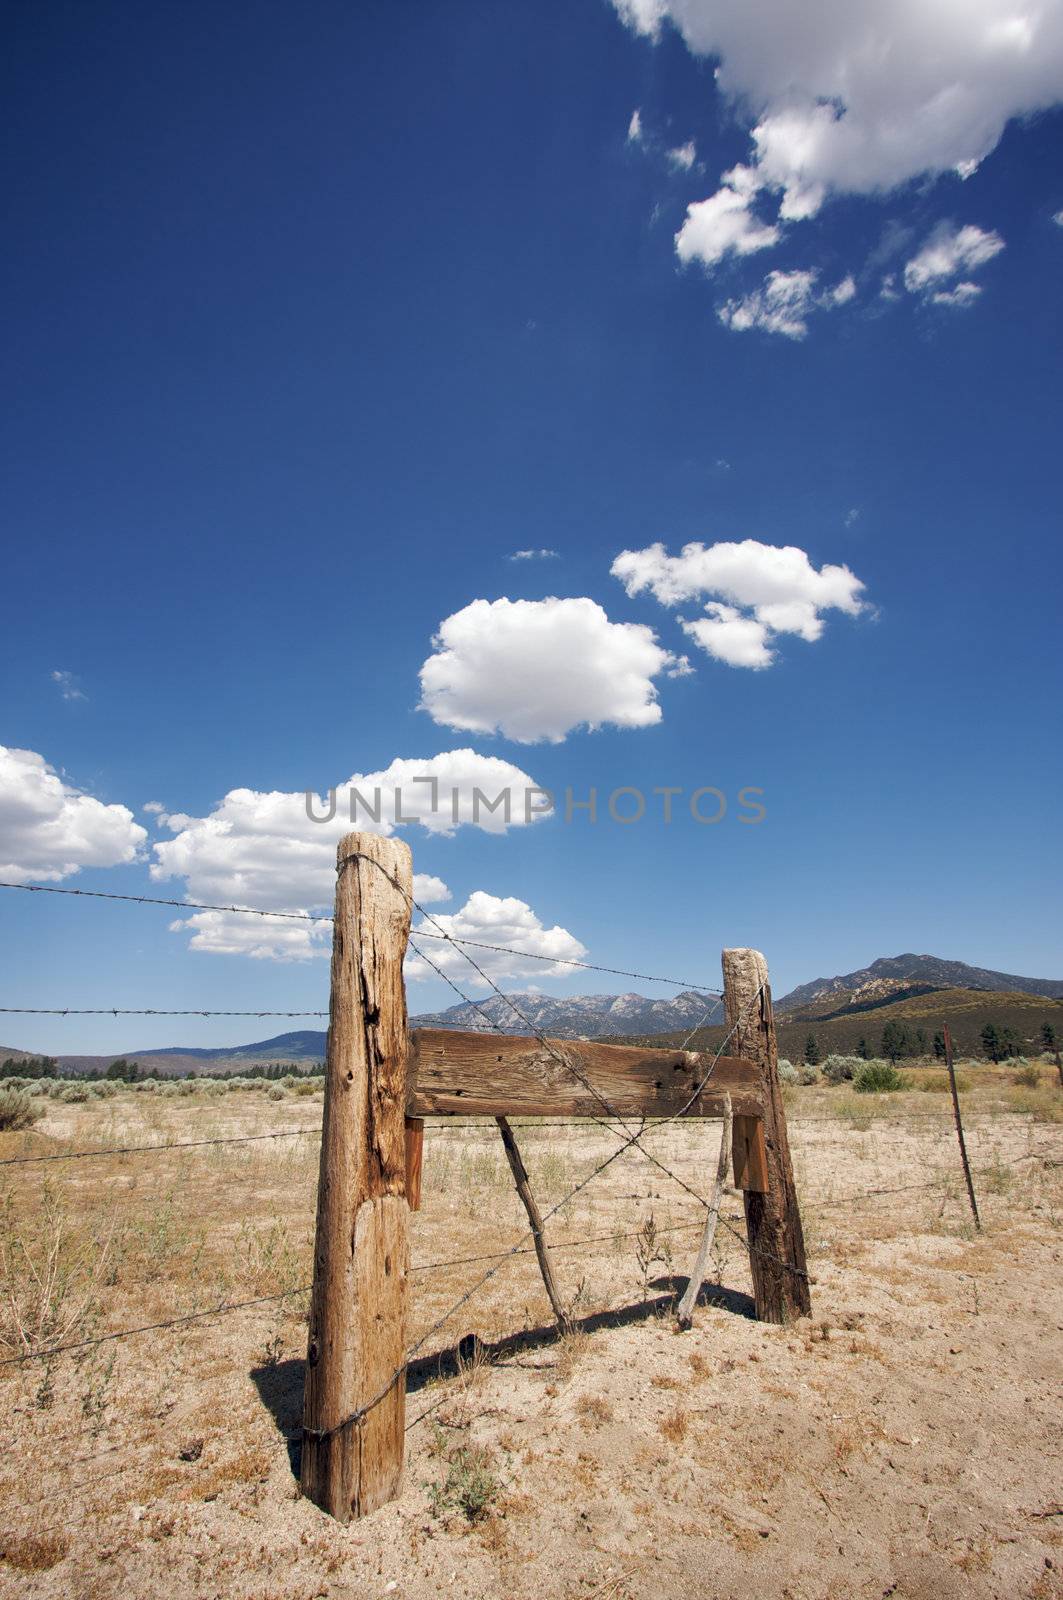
(0, 1083, 1060, 1599)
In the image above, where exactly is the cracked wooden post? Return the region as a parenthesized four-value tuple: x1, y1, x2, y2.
(722, 948, 811, 1324)
(301, 832, 413, 1522)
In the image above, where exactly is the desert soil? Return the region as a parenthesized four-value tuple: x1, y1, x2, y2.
(0, 1082, 1060, 1600)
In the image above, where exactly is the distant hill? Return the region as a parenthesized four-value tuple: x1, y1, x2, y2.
(24, 992, 719, 1075)
(775, 954, 1063, 1016)
(8, 956, 1061, 1075)
(614, 987, 1063, 1061)
(410, 989, 718, 1039)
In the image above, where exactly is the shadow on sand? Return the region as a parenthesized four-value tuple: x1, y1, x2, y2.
(251, 1275, 754, 1480)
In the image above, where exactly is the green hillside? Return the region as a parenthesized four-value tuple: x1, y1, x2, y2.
(607, 987, 1063, 1061)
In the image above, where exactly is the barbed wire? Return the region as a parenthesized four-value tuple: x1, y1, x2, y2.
(0, 879, 721, 993)
(0, 1125, 322, 1167)
(0, 1006, 328, 1018)
(0, 1284, 313, 1367)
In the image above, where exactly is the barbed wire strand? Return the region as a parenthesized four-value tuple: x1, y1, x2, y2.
(0, 880, 721, 993)
(0, 1126, 322, 1168)
(0, 1284, 312, 1367)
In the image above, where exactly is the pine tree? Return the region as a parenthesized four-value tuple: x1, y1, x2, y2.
(1042, 1021, 1057, 1050)
(804, 1032, 821, 1066)
(881, 1021, 907, 1063)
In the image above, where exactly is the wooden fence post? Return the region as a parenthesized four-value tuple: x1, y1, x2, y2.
(301, 832, 413, 1522)
(722, 949, 811, 1324)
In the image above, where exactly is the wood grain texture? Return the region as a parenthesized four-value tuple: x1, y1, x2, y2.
(404, 1118, 424, 1213)
(301, 832, 413, 1523)
(407, 1030, 762, 1120)
(731, 1114, 769, 1194)
(722, 949, 811, 1325)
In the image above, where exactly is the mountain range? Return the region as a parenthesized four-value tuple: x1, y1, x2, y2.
(3, 953, 1060, 1074)
(774, 953, 1063, 1016)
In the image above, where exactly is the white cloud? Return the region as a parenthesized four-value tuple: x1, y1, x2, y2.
(666, 140, 697, 171)
(613, 0, 1063, 230)
(418, 596, 684, 743)
(0, 745, 146, 882)
(718, 268, 817, 338)
(612, 538, 866, 668)
(153, 748, 550, 960)
(142, 800, 167, 816)
(627, 107, 644, 143)
(172, 870, 452, 963)
(50, 669, 85, 702)
(718, 268, 859, 337)
(405, 891, 588, 988)
(675, 167, 779, 268)
(1054, 209, 1063, 227)
(903, 222, 1005, 295)
(930, 280, 983, 308)
(679, 605, 774, 669)
(509, 548, 559, 561)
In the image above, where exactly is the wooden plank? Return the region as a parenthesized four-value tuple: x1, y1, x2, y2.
(404, 1117, 424, 1212)
(722, 949, 811, 1324)
(731, 1113, 769, 1194)
(407, 1029, 762, 1120)
(301, 832, 412, 1523)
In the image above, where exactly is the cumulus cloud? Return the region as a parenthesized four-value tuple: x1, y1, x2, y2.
(613, 0, 1063, 231)
(418, 597, 684, 743)
(717, 268, 859, 337)
(1054, 209, 1063, 227)
(675, 166, 778, 268)
(171, 870, 452, 963)
(679, 605, 773, 669)
(0, 745, 146, 882)
(50, 669, 86, 702)
(405, 891, 588, 987)
(627, 107, 644, 143)
(612, 539, 866, 667)
(903, 221, 1005, 302)
(153, 747, 552, 959)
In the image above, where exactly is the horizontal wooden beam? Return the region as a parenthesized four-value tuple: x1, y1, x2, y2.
(407, 1029, 763, 1120)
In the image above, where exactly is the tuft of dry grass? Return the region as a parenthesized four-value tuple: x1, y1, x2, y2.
(659, 1404, 688, 1445)
(575, 1392, 613, 1426)
(0, 1532, 69, 1572)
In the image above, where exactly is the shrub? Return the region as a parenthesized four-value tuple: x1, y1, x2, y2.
(778, 1060, 799, 1085)
(292, 1078, 322, 1096)
(797, 1062, 821, 1086)
(59, 1083, 89, 1104)
(428, 1442, 502, 1522)
(266, 1085, 287, 1101)
(853, 1061, 903, 1094)
(0, 1087, 44, 1131)
(1014, 1063, 1041, 1088)
(822, 1054, 860, 1085)
(91, 1080, 119, 1099)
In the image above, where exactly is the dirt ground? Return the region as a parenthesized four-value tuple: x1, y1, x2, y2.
(0, 1075, 1060, 1600)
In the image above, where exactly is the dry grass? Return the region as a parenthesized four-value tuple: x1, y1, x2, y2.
(0, 1080, 1059, 1599)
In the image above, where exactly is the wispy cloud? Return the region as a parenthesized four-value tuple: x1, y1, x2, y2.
(508, 548, 559, 562)
(50, 669, 86, 702)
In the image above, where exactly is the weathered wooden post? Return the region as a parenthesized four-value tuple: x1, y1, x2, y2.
(301, 832, 413, 1522)
(722, 948, 811, 1324)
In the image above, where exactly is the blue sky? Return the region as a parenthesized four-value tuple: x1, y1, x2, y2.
(2, 0, 1062, 1055)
